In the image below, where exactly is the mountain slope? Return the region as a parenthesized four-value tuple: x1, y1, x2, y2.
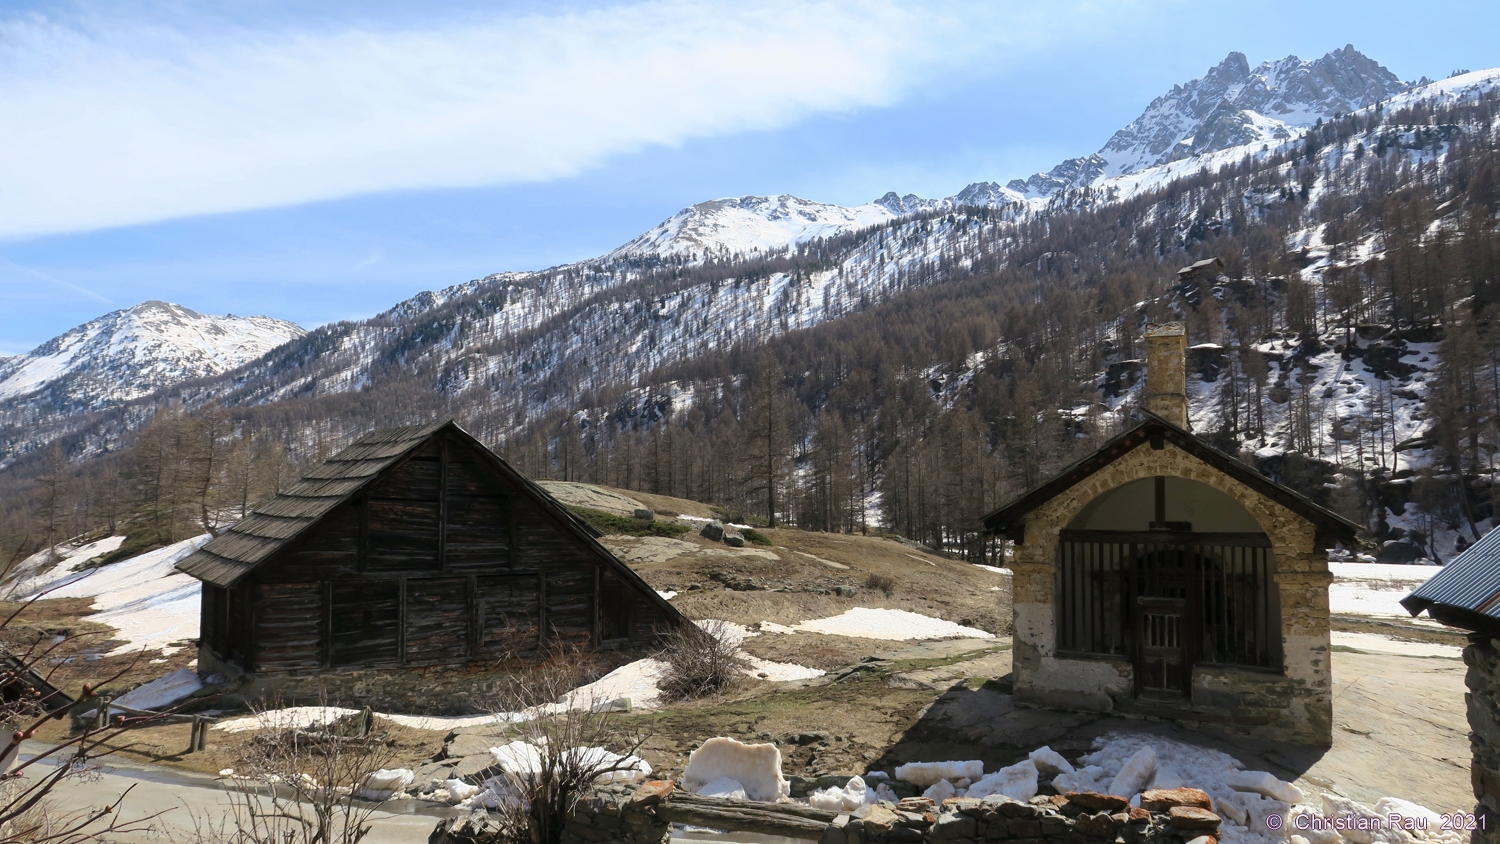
(0, 301, 304, 414)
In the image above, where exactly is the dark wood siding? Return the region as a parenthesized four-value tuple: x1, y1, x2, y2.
(201, 584, 228, 656)
(253, 582, 324, 672)
(269, 503, 361, 582)
(227, 583, 255, 668)
(600, 574, 633, 641)
(476, 575, 540, 657)
(329, 580, 400, 667)
(406, 577, 469, 664)
(366, 444, 442, 573)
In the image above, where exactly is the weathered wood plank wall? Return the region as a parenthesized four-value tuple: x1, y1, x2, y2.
(222, 432, 672, 674)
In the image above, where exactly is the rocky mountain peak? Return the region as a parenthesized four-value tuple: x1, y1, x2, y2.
(0, 302, 304, 414)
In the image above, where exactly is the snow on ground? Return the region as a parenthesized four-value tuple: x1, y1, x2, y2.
(973, 564, 1011, 575)
(35, 535, 210, 655)
(1329, 562, 1442, 624)
(6, 535, 126, 597)
(218, 626, 824, 733)
(1331, 631, 1462, 659)
(791, 608, 994, 641)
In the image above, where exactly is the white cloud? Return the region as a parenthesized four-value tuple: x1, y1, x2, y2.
(0, 0, 1083, 238)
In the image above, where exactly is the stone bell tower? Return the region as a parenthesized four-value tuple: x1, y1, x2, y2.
(1144, 322, 1189, 428)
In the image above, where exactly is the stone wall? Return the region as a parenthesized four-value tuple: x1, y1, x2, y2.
(1465, 636, 1500, 843)
(202, 648, 645, 715)
(536, 783, 1230, 844)
(1010, 440, 1333, 746)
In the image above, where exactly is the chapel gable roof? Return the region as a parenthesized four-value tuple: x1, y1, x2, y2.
(981, 412, 1361, 548)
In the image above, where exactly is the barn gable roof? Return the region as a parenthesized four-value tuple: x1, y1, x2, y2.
(175, 421, 683, 624)
(1401, 528, 1500, 635)
(980, 411, 1360, 547)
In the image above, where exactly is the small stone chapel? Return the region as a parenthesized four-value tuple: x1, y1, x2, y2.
(982, 323, 1359, 745)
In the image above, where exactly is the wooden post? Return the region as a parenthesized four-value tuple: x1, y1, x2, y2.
(188, 716, 208, 753)
(94, 698, 110, 729)
(359, 707, 373, 738)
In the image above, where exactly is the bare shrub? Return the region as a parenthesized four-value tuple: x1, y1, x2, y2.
(656, 619, 749, 701)
(865, 573, 895, 595)
(480, 644, 651, 844)
(0, 550, 173, 844)
(210, 698, 398, 844)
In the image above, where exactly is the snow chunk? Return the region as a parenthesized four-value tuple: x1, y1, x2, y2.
(1028, 746, 1075, 776)
(895, 759, 983, 787)
(1052, 765, 1106, 795)
(1107, 746, 1156, 797)
(356, 768, 413, 801)
(697, 777, 748, 800)
(682, 737, 789, 802)
(923, 778, 957, 802)
(566, 746, 652, 784)
(1228, 770, 1303, 804)
(810, 776, 869, 812)
(967, 759, 1038, 801)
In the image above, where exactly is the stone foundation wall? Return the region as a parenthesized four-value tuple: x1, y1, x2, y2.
(1011, 441, 1333, 746)
(541, 783, 1229, 844)
(202, 647, 644, 715)
(1465, 636, 1500, 844)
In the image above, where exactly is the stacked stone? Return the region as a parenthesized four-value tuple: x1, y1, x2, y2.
(825, 788, 1222, 844)
(561, 781, 673, 844)
(1465, 636, 1500, 844)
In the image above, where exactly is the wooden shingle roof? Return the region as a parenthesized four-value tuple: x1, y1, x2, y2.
(175, 422, 448, 587)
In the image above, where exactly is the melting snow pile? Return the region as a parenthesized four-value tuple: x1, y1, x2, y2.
(6, 535, 126, 597)
(1328, 563, 1442, 624)
(32, 535, 209, 655)
(109, 668, 203, 715)
(447, 741, 652, 811)
(683, 737, 791, 802)
(791, 608, 994, 640)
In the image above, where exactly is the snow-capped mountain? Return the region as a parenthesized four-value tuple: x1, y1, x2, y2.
(0, 301, 304, 413)
(1009, 45, 1410, 196)
(594, 47, 1409, 260)
(610, 195, 899, 259)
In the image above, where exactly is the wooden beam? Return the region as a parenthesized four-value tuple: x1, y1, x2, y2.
(467, 575, 478, 660)
(537, 572, 548, 642)
(438, 436, 449, 571)
(358, 490, 370, 573)
(592, 565, 602, 645)
(321, 581, 333, 670)
(397, 578, 408, 666)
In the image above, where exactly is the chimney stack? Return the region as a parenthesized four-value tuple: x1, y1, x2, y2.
(1144, 322, 1189, 428)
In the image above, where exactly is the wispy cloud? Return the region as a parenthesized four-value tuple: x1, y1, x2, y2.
(0, 258, 111, 303)
(0, 1, 1121, 239)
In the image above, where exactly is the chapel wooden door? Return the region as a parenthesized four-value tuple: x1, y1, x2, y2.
(1131, 547, 1194, 700)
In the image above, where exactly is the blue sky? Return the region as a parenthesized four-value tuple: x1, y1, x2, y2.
(2, 0, 1498, 356)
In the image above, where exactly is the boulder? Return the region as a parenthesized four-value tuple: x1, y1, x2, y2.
(1168, 807, 1222, 830)
(701, 520, 726, 541)
(725, 533, 746, 547)
(1141, 788, 1213, 811)
(1065, 792, 1130, 812)
(633, 508, 655, 521)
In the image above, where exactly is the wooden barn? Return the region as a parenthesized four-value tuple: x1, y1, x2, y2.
(175, 421, 684, 686)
